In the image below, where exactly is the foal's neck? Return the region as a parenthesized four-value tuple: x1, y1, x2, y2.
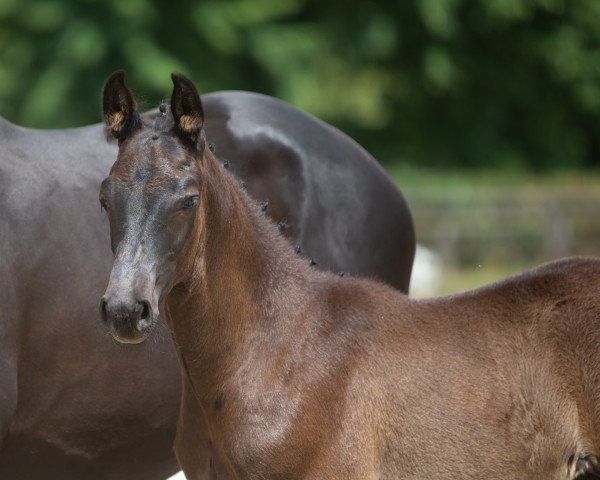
(165, 150, 309, 400)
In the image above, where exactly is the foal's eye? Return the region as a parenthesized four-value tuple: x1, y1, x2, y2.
(181, 195, 199, 210)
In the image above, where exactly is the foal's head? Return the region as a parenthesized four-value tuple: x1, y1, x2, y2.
(99, 71, 208, 344)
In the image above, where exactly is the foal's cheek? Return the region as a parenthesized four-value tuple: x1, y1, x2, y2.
(168, 212, 195, 255)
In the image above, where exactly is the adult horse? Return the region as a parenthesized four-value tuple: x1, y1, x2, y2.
(101, 72, 600, 480)
(0, 76, 414, 478)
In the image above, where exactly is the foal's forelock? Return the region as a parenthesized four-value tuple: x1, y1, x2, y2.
(154, 102, 172, 129)
(140, 102, 208, 156)
(111, 132, 201, 186)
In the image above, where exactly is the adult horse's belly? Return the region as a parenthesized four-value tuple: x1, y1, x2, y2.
(0, 318, 181, 479)
(0, 91, 414, 479)
(0, 129, 182, 479)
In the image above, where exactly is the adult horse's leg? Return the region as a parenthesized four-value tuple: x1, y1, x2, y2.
(0, 169, 18, 464)
(0, 366, 17, 447)
(0, 311, 18, 449)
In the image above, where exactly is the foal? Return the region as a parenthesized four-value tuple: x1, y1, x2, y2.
(100, 72, 600, 479)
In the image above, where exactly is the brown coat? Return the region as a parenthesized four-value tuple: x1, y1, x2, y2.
(101, 72, 599, 480)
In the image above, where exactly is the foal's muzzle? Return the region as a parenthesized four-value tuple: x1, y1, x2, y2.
(100, 294, 156, 345)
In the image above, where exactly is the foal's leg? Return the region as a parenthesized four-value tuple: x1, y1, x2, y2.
(174, 378, 215, 480)
(174, 377, 236, 480)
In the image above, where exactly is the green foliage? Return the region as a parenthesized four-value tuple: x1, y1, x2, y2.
(0, 0, 598, 169)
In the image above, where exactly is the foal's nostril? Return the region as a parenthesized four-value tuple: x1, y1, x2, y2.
(100, 298, 108, 324)
(135, 300, 152, 332)
(138, 300, 150, 320)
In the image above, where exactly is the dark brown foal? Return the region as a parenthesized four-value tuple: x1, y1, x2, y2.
(100, 72, 600, 479)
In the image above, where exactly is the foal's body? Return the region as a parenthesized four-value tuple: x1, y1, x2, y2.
(101, 73, 597, 479)
(168, 160, 591, 479)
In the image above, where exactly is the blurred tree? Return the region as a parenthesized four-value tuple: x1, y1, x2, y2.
(0, 0, 598, 169)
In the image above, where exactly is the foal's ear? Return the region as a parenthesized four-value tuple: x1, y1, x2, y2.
(170, 73, 204, 146)
(102, 70, 141, 143)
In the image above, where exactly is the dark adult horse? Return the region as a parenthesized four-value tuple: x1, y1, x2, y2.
(0, 76, 414, 478)
(101, 72, 600, 480)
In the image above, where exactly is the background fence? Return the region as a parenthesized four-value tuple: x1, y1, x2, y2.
(389, 168, 600, 295)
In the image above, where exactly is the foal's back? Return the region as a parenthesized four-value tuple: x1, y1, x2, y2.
(363, 257, 600, 479)
(298, 257, 599, 479)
